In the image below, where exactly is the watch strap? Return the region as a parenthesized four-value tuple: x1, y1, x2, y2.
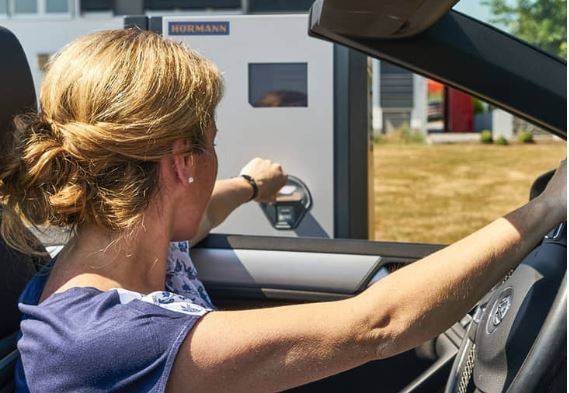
(240, 174, 259, 201)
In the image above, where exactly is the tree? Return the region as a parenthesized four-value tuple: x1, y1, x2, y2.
(482, 0, 567, 58)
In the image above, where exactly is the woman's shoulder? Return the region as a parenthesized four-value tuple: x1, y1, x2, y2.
(22, 285, 211, 320)
(17, 285, 212, 392)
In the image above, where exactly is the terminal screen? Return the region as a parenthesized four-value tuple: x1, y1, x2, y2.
(248, 63, 308, 107)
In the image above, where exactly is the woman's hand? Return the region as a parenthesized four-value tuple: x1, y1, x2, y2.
(539, 159, 567, 220)
(240, 157, 288, 202)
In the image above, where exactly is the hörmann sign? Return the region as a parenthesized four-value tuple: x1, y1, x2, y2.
(168, 21, 230, 36)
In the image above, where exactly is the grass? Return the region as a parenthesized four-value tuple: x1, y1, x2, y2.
(373, 142, 566, 244)
(374, 126, 427, 145)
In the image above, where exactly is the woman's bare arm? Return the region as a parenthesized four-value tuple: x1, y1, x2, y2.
(191, 158, 287, 244)
(171, 162, 566, 393)
(190, 178, 252, 244)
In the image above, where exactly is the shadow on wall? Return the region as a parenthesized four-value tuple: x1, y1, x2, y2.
(294, 212, 330, 238)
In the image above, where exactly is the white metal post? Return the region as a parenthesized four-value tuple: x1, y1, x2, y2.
(371, 58, 381, 134)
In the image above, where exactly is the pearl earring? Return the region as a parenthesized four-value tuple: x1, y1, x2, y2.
(188, 176, 195, 184)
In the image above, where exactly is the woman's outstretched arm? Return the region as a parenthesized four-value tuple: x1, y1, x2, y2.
(190, 158, 287, 244)
(190, 177, 253, 245)
(170, 161, 566, 393)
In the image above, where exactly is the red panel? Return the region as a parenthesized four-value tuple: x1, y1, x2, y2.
(445, 87, 473, 132)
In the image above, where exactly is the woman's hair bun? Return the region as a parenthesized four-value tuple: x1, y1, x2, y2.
(0, 28, 223, 254)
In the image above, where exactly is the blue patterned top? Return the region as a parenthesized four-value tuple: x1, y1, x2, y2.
(14, 240, 215, 392)
(165, 241, 214, 309)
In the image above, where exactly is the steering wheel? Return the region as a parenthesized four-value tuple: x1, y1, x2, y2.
(445, 171, 567, 393)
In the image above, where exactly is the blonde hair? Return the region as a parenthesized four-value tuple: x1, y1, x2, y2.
(0, 28, 223, 254)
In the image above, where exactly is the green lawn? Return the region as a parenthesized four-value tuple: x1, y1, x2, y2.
(373, 143, 566, 244)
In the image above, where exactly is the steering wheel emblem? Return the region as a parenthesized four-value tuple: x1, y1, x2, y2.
(493, 295, 512, 326)
(486, 288, 514, 334)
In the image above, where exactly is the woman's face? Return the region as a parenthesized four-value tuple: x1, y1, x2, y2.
(170, 122, 218, 242)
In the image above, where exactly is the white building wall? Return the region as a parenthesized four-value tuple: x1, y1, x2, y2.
(492, 108, 514, 139)
(0, 16, 123, 97)
(411, 74, 427, 133)
(371, 58, 381, 133)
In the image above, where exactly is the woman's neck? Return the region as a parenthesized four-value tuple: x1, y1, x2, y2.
(40, 219, 172, 302)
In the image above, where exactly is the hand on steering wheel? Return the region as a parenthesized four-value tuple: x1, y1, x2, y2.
(445, 165, 567, 393)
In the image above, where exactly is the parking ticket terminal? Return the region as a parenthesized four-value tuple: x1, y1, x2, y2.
(261, 176, 313, 230)
(125, 14, 373, 239)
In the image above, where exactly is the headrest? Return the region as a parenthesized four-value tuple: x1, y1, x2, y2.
(0, 27, 41, 338)
(0, 26, 36, 141)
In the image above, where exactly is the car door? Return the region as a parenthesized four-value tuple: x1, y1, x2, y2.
(191, 235, 462, 392)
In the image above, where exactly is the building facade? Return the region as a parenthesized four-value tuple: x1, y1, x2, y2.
(0, 0, 318, 98)
(1, 0, 526, 138)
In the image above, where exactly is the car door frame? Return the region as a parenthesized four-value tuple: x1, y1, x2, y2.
(310, 5, 567, 138)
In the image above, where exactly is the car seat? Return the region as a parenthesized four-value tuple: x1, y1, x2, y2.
(0, 26, 48, 393)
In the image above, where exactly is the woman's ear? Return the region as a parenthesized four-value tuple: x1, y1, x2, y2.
(169, 139, 194, 186)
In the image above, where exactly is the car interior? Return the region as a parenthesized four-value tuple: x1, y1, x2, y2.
(0, 0, 566, 392)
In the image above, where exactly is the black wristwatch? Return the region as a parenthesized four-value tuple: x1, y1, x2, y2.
(240, 174, 259, 201)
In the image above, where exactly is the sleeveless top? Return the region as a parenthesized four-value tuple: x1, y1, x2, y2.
(15, 241, 214, 392)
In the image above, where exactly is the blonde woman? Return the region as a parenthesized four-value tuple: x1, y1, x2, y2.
(1, 29, 565, 393)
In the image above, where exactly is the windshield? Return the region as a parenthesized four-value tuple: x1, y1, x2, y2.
(453, 0, 567, 59)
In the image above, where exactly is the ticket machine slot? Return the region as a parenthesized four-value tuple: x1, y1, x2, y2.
(261, 176, 312, 230)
